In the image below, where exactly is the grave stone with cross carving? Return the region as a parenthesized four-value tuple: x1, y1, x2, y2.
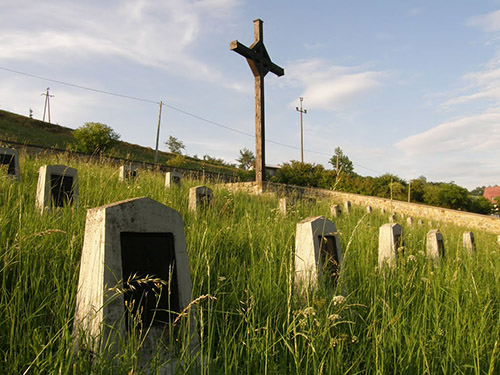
(230, 19, 284, 191)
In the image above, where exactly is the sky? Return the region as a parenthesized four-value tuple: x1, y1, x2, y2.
(1, 0, 500, 190)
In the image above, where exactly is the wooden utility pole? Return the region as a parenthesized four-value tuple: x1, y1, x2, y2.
(41, 87, 54, 123)
(155, 101, 163, 163)
(230, 19, 284, 191)
(295, 97, 307, 163)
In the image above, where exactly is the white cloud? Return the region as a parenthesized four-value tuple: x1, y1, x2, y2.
(283, 59, 386, 111)
(395, 110, 500, 156)
(467, 10, 500, 32)
(0, 0, 240, 83)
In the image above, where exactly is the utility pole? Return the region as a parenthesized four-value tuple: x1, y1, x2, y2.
(41, 88, 54, 123)
(154, 101, 163, 163)
(408, 179, 412, 202)
(295, 97, 307, 163)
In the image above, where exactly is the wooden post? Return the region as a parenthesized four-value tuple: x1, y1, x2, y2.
(230, 19, 284, 191)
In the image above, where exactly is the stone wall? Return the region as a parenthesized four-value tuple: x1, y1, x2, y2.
(224, 181, 500, 234)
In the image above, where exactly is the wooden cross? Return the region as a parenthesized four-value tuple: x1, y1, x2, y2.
(230, 19, 284, 190)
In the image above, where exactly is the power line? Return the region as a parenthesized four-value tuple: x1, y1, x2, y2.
(0, 65, 384, 175)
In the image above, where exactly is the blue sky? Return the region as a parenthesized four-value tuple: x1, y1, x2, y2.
(1, 0, 499, 189)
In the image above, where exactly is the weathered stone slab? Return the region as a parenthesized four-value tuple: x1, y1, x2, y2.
(407, 217, 414, 226)
(36, 165, 78, 213)
(119, 165, 137, 181)
(378, 223, 404, 267)
(295, 216, 342, 289)
(74, 197, 198, 361)
(366, 206, 373, 214)
(427, 229, 445, 260)
(330, 204, 341, 217)
(188, 186, 213, 212)
(165, 171, 181, 188)
(0, 147, 20, 180)
(463, 231, 475, 253)
(344, 201, 351, 214)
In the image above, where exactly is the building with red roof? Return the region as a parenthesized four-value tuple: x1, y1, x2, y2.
(484, 186, 500, 203)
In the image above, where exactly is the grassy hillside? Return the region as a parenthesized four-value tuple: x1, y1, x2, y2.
(1, 151, 499, 374)
(0, 109, 240, 175)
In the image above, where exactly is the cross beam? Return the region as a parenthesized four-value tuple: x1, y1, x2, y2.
(230, 19, 284, 190)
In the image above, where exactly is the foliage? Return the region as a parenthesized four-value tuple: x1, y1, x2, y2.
(468, 196, 493, 215)
(469, 186, 485, 196)
(328, 146, 354, 175)
(73, 122, 120, 154)
(236, 147, 255, 170)
(165, 154, 188, 168)
(165, 135, 185, 154)
(272, 161, 326, 187)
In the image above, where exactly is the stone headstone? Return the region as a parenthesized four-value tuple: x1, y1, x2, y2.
(279, 197, 292, 215)
(417, 219, 424, 226)
(165, 171, 181, 188)
(330, 204, 341, 217)
(497, 235, 500, 246)
(188, 186, 213, 212)
(378, 223, 404, 267)
(74, 197, 198, 362)
(295, 216, 343, 289)
(407, 217, 414, 226)
(344, 201, 351, 214)
(36, 165, 78, 213)
(366, 206, 373, 214)
(381, 208, 386, 214)
(0, 147, 20, 180)
(463, 231, 475, 253)
(389, 212, 396, 222)
(119, 165, 138, 181)
(427, 229, 445, 260)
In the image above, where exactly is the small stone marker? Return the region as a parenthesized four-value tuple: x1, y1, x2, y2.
(463, 231, 475, 253)
(344, 201, 351, 214)
(119, 165, 137, 181)
(330, 204, 341, 217)
(36, 165, 78, 213)
(417, 219, 424, 226)
(165, 171, 181, 188)
(74, 197, 198, 360)
(497, 235, 500, 246)
(0, 147, 20, 180)
(188, 186, 213, 212)
(295, 216, 343, 289)
(279, 197, 293, 215)
(427, 229, 445, 260)
(381, 208, 386, 214)
(389, 212, 396, 222)
(378, 223, 404, 267)
(366, 206, 373, 214)
(407, 217, 414, 226)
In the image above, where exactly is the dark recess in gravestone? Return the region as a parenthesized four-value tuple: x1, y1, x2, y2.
(0, 154, 16, 175)
(437, 238, 445, 258)
(319, 235, 340, 281)
(50, 174, 74, 207)
(121, 232, 180, 330)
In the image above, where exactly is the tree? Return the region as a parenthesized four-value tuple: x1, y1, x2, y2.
(328, 147, 354, 175)
(165, 136, 185, 154)
(236, 148, 255, 170)
(74, 122, 120, 154)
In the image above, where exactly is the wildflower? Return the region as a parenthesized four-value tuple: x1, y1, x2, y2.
(351, 335, 358, 344)
(333, 295, 345, 306)
(328, 314, 341, 322)
(303, 307, 316, 316)
(408, 255, 416, 262)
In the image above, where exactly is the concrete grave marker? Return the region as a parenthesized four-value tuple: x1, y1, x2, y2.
(344, 201, 351, 214)
(330, 204, 341, 217)
(497, 235, 500, 246)
(279, 197, 295, 215)
(36, 165, 78, 213)
(407, 217, 414, 226)
(378, 223, 404, 267)
(74, 197, 198, 361)
(366, 206, 373, 214)
(389, 212, 396, 222)
(0, 147, 20, 180)
(295, 216, 343, 289)
(119, 165, 138, 181)
(427, 229, 445, 260)
(165, 171, 182, 188)
(463, 231, 475, 253)
(381, 208, 386, 214)
(188, 186, 213, 212)
(417, 219, 424, 226)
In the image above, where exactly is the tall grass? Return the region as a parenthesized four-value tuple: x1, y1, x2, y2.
(1, 151, 499, 374)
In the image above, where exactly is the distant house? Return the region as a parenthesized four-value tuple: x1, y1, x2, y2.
(484, 186, 500, 203)
(248, 164, 282, 177)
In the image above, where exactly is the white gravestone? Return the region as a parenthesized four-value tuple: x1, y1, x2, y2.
(0, 147, 20, 180)
(188, 186, 213, 212)
(119, 165, 138, 181)
(74, 197, 199, 361)
(165, 171, 182, 188)
(330, 204, 341, 217)
(407, 217, 414, 226)
(279, 197, 292, 215)
(389, 212, 396, 222)
(36, 165, 78, 213)
(417, 219, 424, 226)
(344, 201, 351, 214)
(463, 231, 475, 253)
(381, 208, 386, 214)
(427, 229, 445, 260)
(295, 216, 343, 289)
(378, 223, 404, 267)
(497, 235, 500, 246)
(366, 206, 373, 214)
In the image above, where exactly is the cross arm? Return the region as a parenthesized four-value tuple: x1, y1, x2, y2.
(230, 40, 252, 59)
